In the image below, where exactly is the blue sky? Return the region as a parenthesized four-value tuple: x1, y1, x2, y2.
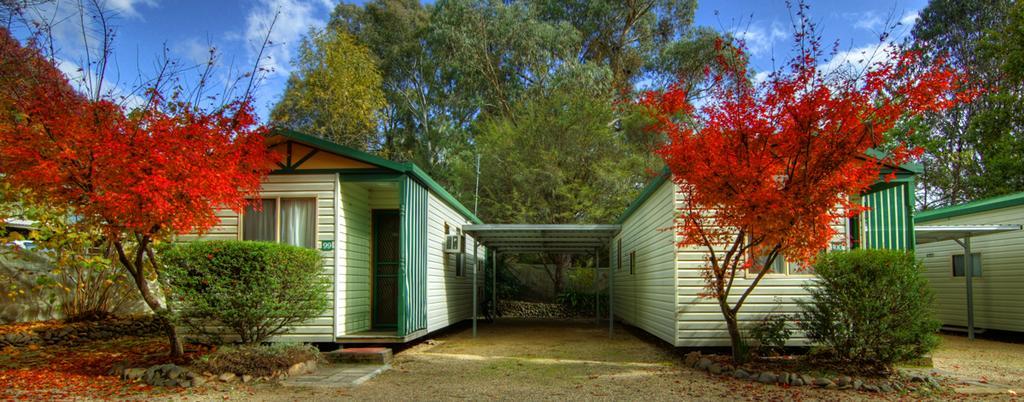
(13, 0, 927, 120)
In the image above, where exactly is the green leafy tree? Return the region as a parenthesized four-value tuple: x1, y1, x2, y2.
(530, 0, 729, 91)
(453, 63, 658, 291)
(271, 28, 386, 150)
(907, 0, 1024, 208)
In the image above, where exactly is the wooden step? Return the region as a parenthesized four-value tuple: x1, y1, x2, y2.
(323, 347, 393, 364)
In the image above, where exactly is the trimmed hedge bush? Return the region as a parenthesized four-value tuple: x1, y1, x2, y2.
(797, 249, 940, 369)
(162, 241, 328, 344)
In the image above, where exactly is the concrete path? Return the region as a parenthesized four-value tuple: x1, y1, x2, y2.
(280, 363, 389, 388)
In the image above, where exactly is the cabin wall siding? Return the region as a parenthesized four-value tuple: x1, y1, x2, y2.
(610, 180, 678, 345)
(426, 191, 483, 333)
(916, 206, 1024, 332)
(671, 184, 848, 347)
(179, 174, 337, 342)
(336, 181, 371, 336)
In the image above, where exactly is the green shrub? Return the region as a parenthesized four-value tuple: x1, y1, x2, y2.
(747, 314, 792, 357)
(555, 289, 604, 315)
(797, 249, 940, 369)
(191, 343, 319, 377)
(162, 241, 329, 344)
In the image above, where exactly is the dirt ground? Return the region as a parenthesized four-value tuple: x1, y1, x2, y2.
(151, 319, 1021, 402)
(932, 332, 1024, 392)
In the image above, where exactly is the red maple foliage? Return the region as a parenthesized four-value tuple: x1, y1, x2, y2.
(0, 28, 276, 356)
(637, 19, 974, 361)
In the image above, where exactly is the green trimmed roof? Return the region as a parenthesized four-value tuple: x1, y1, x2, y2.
(272, 128, 483, 224)
(616, 151, 920, 225)
(916, 191, 1024, 223)
(864, 148, 923, 174)
(615, 167, 670, 225)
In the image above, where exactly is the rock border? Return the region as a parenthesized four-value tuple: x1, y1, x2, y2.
(683, 351, 941, 394)
(0, 316, 163, 347)
(112, 359, 318, 388)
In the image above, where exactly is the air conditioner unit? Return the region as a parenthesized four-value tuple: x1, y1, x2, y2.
(444, 234, 462, 254)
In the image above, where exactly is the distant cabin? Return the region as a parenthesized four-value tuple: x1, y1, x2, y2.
(609, 163, 919, 347)
(181, 129, 486, 343)
(915, 192, 1024, 334)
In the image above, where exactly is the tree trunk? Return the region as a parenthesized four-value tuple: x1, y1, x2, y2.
(554, 254, 571, 294)
(114, 238, 183, 357)
(723, 309, 747, 363)
(160, 314, 184, 357)
(718, 293, 748, 364)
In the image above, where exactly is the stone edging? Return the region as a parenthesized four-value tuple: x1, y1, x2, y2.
(113, 359, 318, 388)
(0, 316, 163, 347)
(684, 351, 941, 393)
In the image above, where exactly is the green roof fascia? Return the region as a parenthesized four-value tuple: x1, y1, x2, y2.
(272, 127, 483, 225)
(864, 148, 923, 174)
(618, 161, 914, 226)
(615, 167, 671, 225)
(404, 163, 483, 224)
(271, 128, 408, 172)
(916, 191, 1024, 223)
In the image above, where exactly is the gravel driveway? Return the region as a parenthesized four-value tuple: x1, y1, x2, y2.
(166, 320, 1022, 401)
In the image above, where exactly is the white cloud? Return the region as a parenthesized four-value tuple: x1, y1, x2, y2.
(242, 0, 335, 78)
(848, 11, 883, 31)
(731, 22, 788, 57)
(56, 58, 147, 108)
(899, 11, 919, 28)
(176, 37, 218, 66)
(818, 42, 898, 77)
(753, 70, 771, 86)
(103, 0, 158, 19)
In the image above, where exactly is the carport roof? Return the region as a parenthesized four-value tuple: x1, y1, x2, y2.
(915, 224, 1022, 244)
(462, 224, 620, 254)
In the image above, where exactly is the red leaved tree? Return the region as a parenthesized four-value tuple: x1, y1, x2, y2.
(0, 29, 277, 356)
(638, 19, 974, 361)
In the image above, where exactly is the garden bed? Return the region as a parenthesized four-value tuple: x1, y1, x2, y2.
(682, 350, 948, 397)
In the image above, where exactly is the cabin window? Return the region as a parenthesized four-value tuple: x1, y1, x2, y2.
(617, 239, 622, 271)
(452, 229, 466, 277)
(748, 254, 815, 276)
(242, 197, 317, 248)
(751, 253, 787, 275)
(747, 233, 817, 276)
(952, 253, 982, 277)
(629, 250, 636, 275)
(444, 223, 450, 272)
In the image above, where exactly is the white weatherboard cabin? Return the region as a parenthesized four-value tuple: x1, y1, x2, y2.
(915, 192, 1024, 334)
(181, 129, 486, 343)
(609, 164, 920, 347)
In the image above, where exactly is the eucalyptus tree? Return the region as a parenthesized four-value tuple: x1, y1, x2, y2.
(907, 0, 1024, 208)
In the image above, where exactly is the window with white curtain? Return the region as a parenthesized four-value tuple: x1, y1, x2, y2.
(242, 197, 316, 248)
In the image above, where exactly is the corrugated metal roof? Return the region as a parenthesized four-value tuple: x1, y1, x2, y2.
(462, 224, 620, 254)
(915, 224, 1022, 244)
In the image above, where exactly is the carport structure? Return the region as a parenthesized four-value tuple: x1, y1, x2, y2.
(461, 224, 620, 338)
(915, 224, 1023, 340)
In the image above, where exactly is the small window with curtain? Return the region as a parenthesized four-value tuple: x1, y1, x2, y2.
(242, 197, 317, 248)
(953, 253, 982, 277)
(455, 230, 466, 277)
(444, 223, 451, 271)
(746, 234, 817, 276)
